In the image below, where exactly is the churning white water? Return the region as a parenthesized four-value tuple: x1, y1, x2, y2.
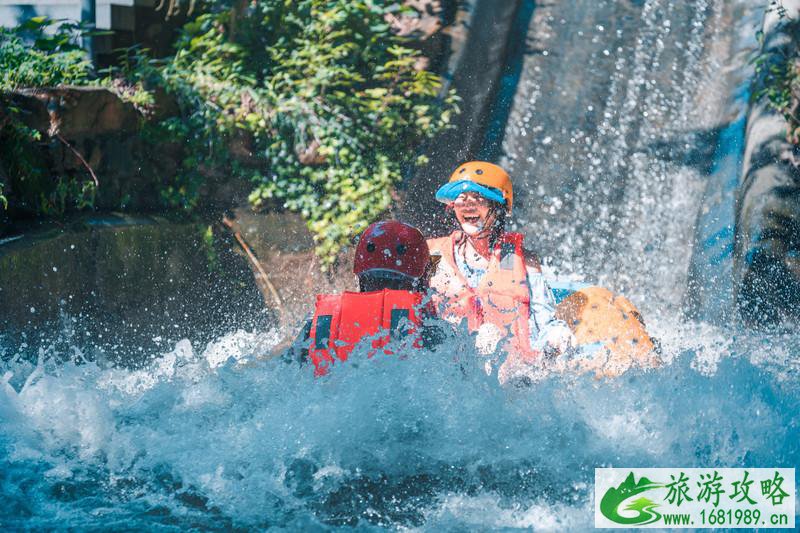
(2, 0, 799, 530)
(2, 323, 799, 529)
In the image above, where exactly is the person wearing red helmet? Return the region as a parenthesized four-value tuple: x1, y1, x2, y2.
(427, 161, 575, 383)
(352, 220, 432, 292)
(291, 221, 438, 376)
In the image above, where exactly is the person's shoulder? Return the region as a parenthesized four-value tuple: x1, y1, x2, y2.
(427, 231, 458, 250)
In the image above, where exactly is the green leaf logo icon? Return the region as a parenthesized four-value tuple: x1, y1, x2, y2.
(600, 472, 664, 525)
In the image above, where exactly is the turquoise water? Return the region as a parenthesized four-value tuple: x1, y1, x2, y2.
(2, 323, 798, 529)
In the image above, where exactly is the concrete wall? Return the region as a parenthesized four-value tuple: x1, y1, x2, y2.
(0, 0, 101, 35)
(0, 0, 151, 29)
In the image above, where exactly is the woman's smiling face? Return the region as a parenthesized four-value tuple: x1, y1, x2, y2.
(452, 192, 496, 235)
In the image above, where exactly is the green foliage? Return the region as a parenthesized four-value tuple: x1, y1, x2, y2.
(753, 49, 794, 114)
(753, 3, 800, 143)
(755, 51, 800, 142)
(124, 0, 458, 266)
(98, 45, 163, 114)
(0, 17, 94, 89)
(0, 182, 7, 210)
(0, 113, 43, 208)
(0, 17, 100, 215)
(3, 5, 458, 267)
(47, 176, 97, 213)
(0, 108, 99, 214)
(201, 224, 221, 272)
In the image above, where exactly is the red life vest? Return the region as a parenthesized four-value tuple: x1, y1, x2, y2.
(308, 289, 425, 376)
(427, 231, 537, 361)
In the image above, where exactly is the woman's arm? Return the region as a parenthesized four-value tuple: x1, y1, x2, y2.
(523, 250, 575, 356)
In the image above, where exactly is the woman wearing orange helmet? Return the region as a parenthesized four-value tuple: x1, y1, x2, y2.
(427, 161, 574, 382)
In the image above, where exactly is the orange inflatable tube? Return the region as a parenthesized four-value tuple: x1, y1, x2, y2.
(554, 286, 660, 377)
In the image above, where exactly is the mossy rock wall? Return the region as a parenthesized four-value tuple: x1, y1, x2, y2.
(735, 3, 800, 326)
(0, 87, 251, 220)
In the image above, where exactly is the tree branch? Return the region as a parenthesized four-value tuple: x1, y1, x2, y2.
(222, 215, 285, 314)
(56, 134, 99, 188)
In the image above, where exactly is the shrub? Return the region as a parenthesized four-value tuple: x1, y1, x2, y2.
(0, 17, 100, 215)
(753, 4, 800, 145)
(135, 0, 458, 266)
(3, 4, 458, 267)
(0, 17, 94, 88)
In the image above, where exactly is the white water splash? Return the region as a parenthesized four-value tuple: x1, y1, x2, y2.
(1, 323, 798, 529)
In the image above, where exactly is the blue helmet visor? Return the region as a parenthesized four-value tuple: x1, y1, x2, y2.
(435, 180, 506, 207)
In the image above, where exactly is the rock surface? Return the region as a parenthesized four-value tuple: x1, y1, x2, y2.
(735, 3, 800, 325)
(1, 86, 253, 218)
(401, 0, 522, 234)
(11, 87, 140, 138)
(0, 214, 265, 363)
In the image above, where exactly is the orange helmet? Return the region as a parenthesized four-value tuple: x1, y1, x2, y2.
(435, 161, 513, 213)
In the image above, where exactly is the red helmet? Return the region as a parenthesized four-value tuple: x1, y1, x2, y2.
(354, 221, 430, 279)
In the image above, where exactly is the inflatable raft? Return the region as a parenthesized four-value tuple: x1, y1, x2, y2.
(547, 279, 660, 377)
